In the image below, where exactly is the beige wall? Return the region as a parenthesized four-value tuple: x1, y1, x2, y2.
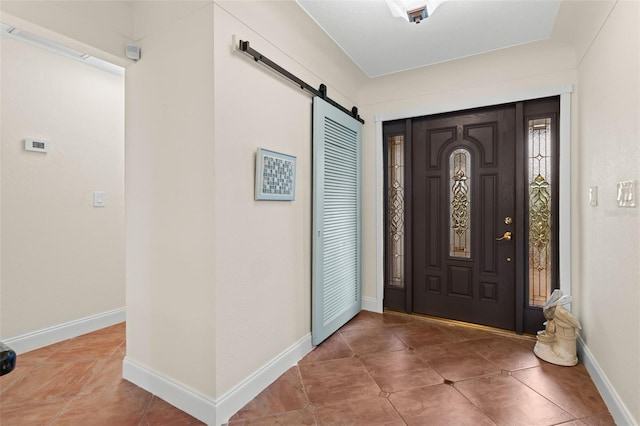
(212, 0, 364, 396)
(576, 0, 640, 421)
(125, 3, 217, 397)
(125, 0, 365, 401)
(0, 36, 125, 339)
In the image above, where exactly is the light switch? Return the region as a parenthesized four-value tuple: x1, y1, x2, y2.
(617, 181, 637, 207)
(93, 191, 106, 207)
(589, 186, 598, 206)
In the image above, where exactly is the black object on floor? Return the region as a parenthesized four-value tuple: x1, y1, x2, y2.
(0, 341, 16, 376)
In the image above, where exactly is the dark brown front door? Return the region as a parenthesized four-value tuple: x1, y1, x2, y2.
(411, 105, 517, 330)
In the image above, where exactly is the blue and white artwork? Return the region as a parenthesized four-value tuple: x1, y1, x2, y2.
(255, 148, 296, 201)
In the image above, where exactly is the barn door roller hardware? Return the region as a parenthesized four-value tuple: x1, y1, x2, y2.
(238, 40, 364, 124)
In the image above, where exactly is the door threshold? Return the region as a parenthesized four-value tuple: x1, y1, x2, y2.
(383, 309, 537, 340)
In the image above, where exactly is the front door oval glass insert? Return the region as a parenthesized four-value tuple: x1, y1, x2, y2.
(450, 148, 471, 258)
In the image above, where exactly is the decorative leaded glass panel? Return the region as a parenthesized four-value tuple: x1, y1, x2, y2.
(388, 136, 405, 288)
(528, 118, 552, 307)
(450, 148, 471, 258)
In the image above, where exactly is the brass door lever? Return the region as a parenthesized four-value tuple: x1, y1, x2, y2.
(496, 231, 512, 241)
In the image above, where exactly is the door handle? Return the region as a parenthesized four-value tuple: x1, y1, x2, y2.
(496, 231, 512, 241)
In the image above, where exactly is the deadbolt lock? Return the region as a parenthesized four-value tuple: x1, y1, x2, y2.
(504, 217, 513, 225)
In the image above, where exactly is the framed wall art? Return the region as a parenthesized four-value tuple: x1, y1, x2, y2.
(255, 148, 297, 201)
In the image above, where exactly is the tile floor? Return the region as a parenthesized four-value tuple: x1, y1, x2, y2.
(0, 312, 615, 426)
(229, 311, 615, 426)
(0, 322, 204, 425)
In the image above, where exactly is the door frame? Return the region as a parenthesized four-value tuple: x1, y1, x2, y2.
(372, 85, 573, 324)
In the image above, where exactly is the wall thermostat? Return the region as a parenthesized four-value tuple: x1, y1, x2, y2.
(24, 138, 50, 153)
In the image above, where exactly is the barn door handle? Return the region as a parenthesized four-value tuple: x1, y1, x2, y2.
(496, 231, 512, 241)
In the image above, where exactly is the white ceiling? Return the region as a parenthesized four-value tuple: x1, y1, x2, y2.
(296, 0, 561, 77)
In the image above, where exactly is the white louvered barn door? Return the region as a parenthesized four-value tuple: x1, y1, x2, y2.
(312, 96, 362, 346)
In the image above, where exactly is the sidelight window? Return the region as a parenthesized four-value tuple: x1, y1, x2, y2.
(527, 118, 553, 307)
(387, 135, 405, 288)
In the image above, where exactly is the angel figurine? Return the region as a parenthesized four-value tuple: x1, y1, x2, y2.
(534, 289, 582, 366)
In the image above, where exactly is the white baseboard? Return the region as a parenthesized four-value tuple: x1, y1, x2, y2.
(123, 357, 217, 425)
(2, 307, 126, 354)
(214, 333, 313, 425)
(123, 333, 313, 426)
(577, 335, 637, 426)
(362, 296, 383, 313)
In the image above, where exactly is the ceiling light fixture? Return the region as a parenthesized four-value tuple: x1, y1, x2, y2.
(385, 0, 447, 23)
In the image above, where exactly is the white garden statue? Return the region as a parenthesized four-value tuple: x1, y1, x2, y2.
(534, 289, 582, 366)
